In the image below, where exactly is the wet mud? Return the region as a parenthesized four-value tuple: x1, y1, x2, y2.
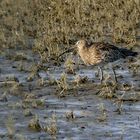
(0, 45, 140, 140)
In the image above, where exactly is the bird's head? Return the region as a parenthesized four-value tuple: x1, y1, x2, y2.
(75, 40, 87, 50)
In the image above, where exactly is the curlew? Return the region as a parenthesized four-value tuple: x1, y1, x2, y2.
(74, 40, 138, 83)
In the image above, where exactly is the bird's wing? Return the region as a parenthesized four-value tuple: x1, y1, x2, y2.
(94, 42, 119, 51)
(97, 43, 137, 57)
(93, 42, 126, 62)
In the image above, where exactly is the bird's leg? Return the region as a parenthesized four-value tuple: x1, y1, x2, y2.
(96, 66, 100, 77)
(112, 67, 117, 83)
(98, 66, 104, 83)
(109, 64, 117, 83)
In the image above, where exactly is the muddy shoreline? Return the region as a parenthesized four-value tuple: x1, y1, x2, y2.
(0, 45, 140, 140)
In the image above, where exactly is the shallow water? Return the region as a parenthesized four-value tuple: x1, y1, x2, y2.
(0, 46, 140, 140)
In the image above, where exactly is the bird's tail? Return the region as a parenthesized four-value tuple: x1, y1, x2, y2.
(120, 48, 138, 57)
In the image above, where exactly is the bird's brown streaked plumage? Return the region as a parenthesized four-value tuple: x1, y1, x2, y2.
(75, 40, 137, 66)
(75, 39, 138, 83)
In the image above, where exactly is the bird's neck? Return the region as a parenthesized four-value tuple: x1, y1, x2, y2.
(77, 46, 89, 63)
(78, 46, 88, 55)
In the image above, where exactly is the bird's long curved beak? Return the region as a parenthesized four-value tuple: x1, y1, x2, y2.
(58, 45, 76, 58)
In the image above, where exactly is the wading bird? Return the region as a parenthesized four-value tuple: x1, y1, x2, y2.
(74, 40, 138, 83)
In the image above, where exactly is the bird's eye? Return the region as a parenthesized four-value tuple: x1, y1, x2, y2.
(76, 41, 80, 45)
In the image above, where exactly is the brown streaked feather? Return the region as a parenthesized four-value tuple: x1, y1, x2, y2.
(75, 40, 138, 65)
(90, 42, 126, 63)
